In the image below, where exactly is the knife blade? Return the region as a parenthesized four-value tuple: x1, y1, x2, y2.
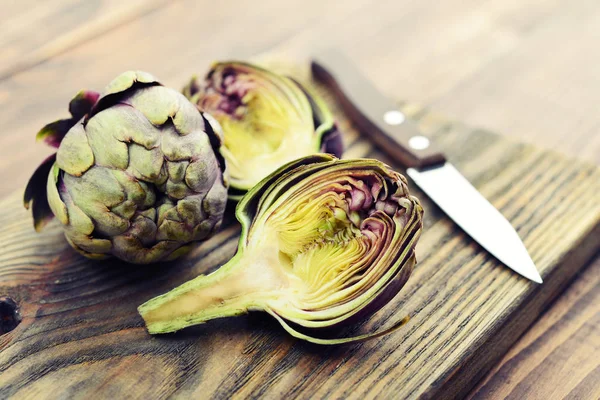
(311, 51, 542, 283)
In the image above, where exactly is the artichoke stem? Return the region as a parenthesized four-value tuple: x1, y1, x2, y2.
(138, 249, 288, 334)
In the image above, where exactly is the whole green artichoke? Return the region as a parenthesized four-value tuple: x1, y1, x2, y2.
(24, 71, 228, 264)
(183, 62, 342, 200)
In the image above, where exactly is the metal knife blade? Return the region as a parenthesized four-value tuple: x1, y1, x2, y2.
(311, 51, 542, 283)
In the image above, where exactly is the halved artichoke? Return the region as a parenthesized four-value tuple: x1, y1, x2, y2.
(24, 71, 228, 264)
(139, 154, 423, 344)
(183, 62, 343, 200)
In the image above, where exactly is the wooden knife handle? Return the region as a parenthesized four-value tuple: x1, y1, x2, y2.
(311, 52, 446, 168)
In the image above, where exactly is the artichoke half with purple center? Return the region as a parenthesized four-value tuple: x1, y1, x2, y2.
(139, 154, 423, 344)
(24, 71, 228, 264)
(183, 62, 343, 200)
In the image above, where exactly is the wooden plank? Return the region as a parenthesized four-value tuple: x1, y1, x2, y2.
(0, 0, 173, 81)
(428, 0, 600, 166)
(469, 258, 600, 400)
(0, 64, 598, 397)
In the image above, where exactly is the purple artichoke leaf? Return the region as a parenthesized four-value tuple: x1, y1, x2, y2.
(35, 90, 100, 148)
(36, 119, 78, 148)
(24, 154, 57, 231)
(201, 112, 227, 175)
(68, 90, 100, 121)
(319, 125, 344, 158)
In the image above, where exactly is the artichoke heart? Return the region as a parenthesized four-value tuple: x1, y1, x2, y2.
(183, 62, 343, 199)
(139, 154, 423, 344)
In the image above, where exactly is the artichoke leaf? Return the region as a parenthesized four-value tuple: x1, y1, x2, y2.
(36, 90, 100, 148)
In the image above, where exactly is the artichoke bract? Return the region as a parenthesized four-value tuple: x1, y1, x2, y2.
(139, 154, 423, 344)
(24, 71, 228, 264)
(183, 62, 343, 200)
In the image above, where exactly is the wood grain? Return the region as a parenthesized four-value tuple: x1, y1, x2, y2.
(0, 66, 598, 398)
(0, 0, 173, 80)
(469, 257, 600, 400)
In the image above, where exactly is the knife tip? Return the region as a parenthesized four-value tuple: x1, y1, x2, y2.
(517, 257, 543, 284)
(530, 272, 543, 284)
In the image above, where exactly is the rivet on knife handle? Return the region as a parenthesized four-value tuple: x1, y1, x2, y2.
(311, 52, 446, 169)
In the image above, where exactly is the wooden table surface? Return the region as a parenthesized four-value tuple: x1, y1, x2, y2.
(1, 1, 598, 399)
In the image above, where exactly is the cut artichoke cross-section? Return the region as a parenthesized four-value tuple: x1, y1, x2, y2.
(139, 154, 423, 344)
(184, 62, 343, 199)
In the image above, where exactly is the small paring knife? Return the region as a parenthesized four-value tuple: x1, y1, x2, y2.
(311, 51, 543, 284)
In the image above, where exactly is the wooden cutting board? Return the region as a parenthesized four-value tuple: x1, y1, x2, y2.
(0, 62, 598, 400)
